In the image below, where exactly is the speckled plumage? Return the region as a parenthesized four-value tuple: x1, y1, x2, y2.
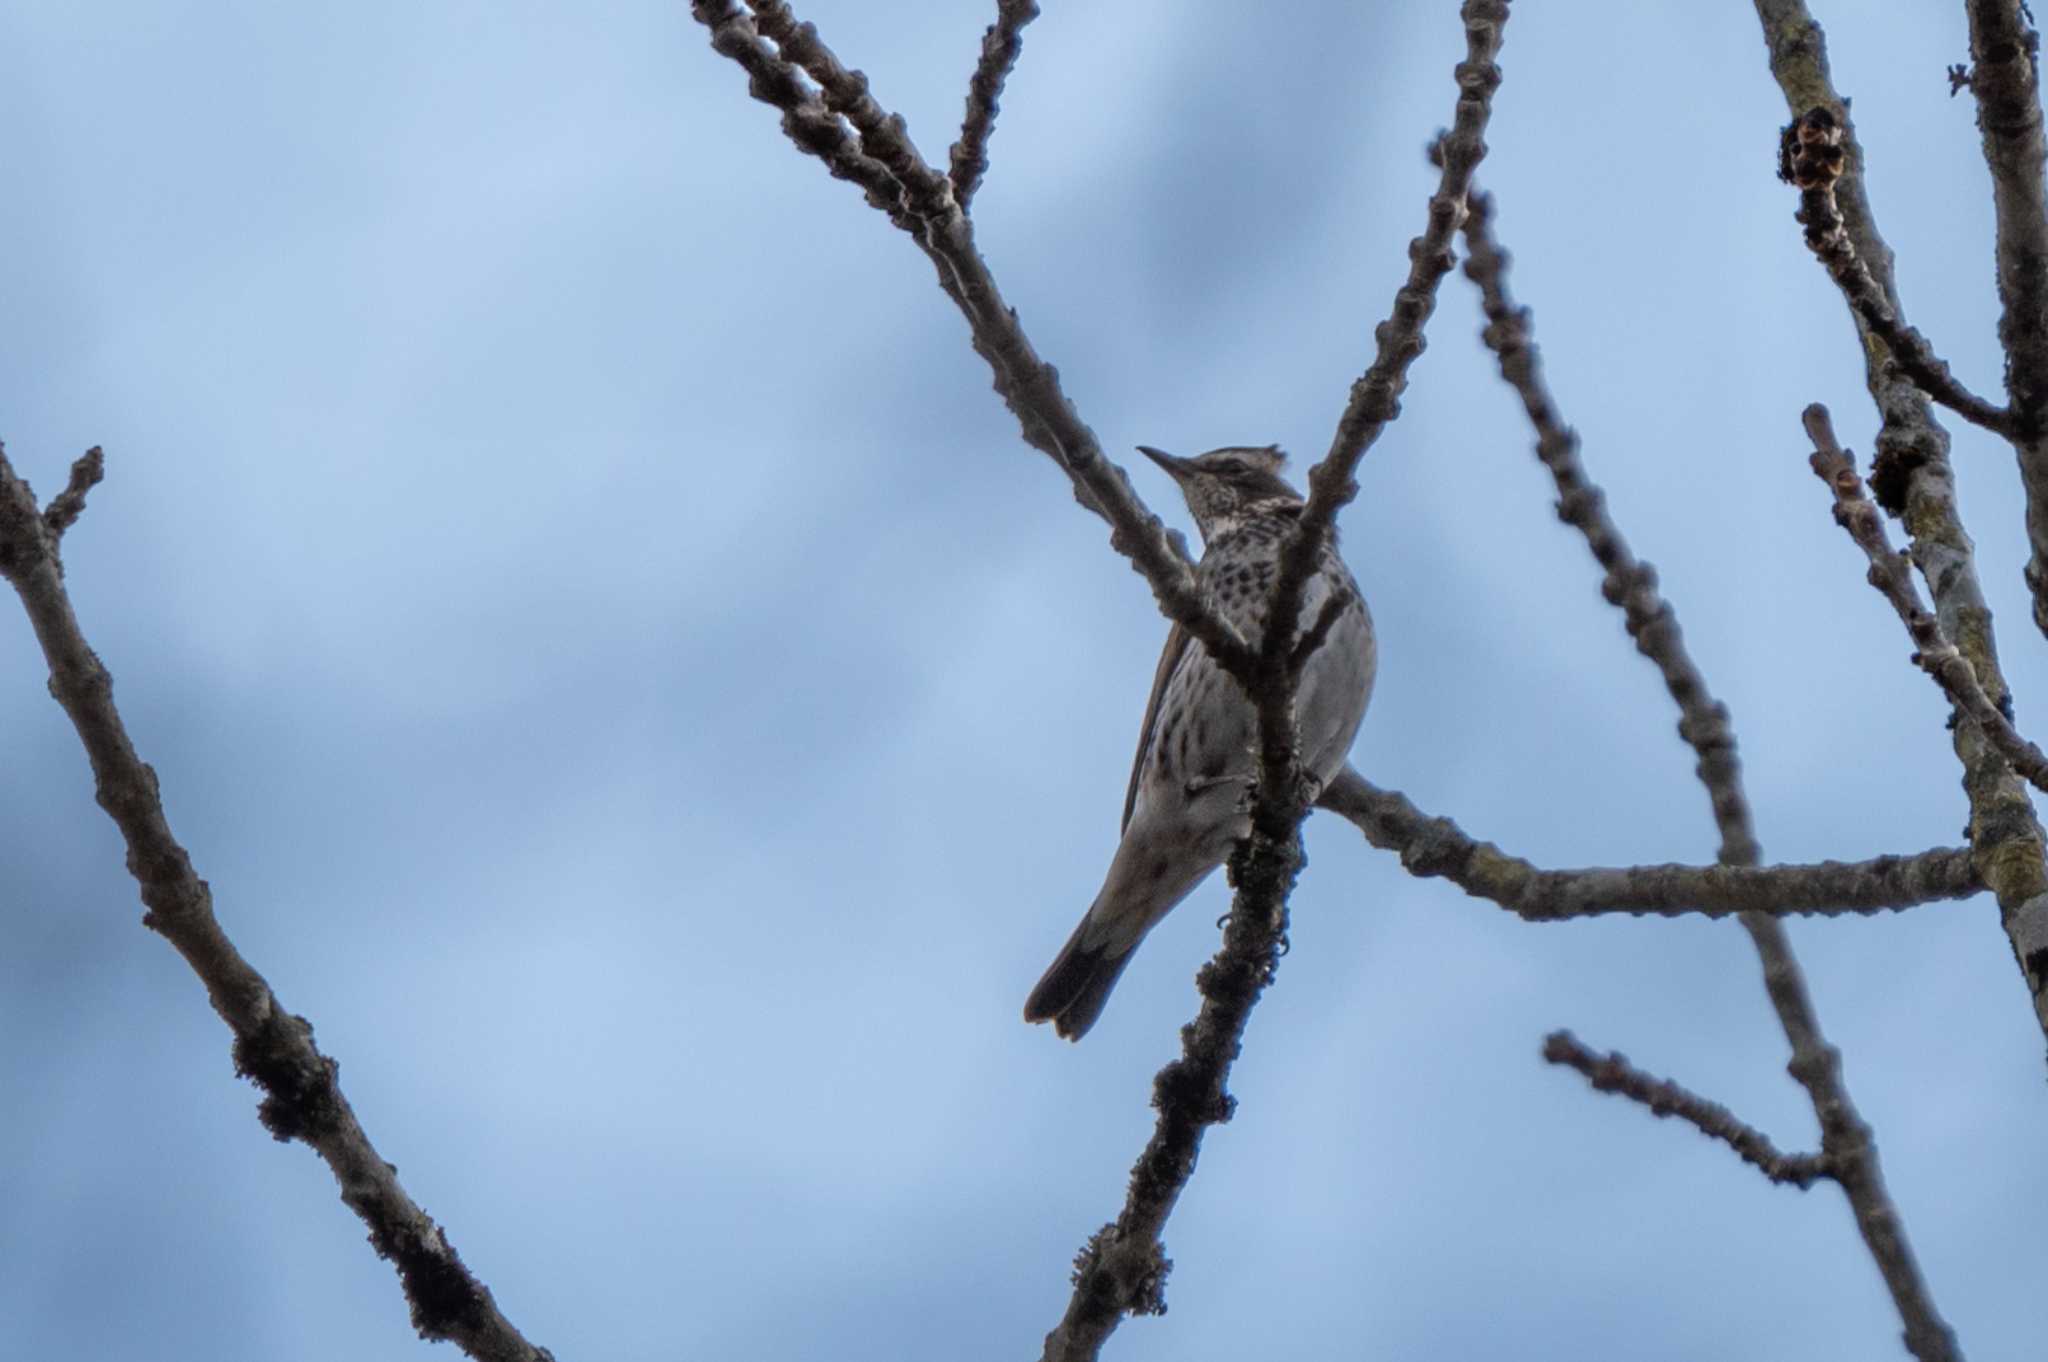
(1024, 445, 1377, 1040)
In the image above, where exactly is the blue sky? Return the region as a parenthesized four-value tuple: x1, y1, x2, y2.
(4, 3, 2045, 1359)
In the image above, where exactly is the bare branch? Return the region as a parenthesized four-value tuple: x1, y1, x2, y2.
(1542, 1032, 1830, 1189)
(1959, 0, 2048, 638)
(0, 445, 553, 1362)
(1775, 109, 2011, 436)
(1757, 0, 2048, 1054)
(1753, 13, 1975, 1358)
(1037, 799, 1306, 1360)
(949, 0, 1039, 210)
(699, 4, 909, 224)
(1806, 403, 2048, 795)
(744, 0, 957, 218)
(1466, 137, 1961, 1360)
(693, 0, 1259, 677)
(1666, 827, 1938, 1362)
(1316, 769, 1982, 920)
(1268, 11, 1507, 659)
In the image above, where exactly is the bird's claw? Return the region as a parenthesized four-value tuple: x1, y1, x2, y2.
(1183, 772, 1253, 802)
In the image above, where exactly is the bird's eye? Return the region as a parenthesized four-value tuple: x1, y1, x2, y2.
(1219, 460, 1247, 476)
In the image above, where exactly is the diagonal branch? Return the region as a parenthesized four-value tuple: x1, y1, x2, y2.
(949, 0, 1040, 211)
(1316, 769, 1982, 921)
(699, 4, 911, 226)
(694, 0, 1257, 679)
(1464, 153, 1960, 1362)
(1806, 403, 2048, 795)
(1542, 1031, 1830, 1189)
(743, 0, 956, 220)
(1459, 185, 1754, 861)
(0, 446, 553, 1362)
(1265, 19, 1507, 685)
(1035, 788, 1306, 1359)
(1756, 0, 2048, 1058)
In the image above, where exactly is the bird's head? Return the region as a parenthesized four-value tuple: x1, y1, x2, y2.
(1137, 444, 1301, 541)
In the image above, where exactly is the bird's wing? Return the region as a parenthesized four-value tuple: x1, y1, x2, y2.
(1122, 621, 1192, 833)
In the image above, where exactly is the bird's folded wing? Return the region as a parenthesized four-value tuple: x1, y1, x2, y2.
(1122, 620, 1192, 833)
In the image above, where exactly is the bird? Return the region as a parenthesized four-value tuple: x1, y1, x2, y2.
(1024, 444, 1377, 1040)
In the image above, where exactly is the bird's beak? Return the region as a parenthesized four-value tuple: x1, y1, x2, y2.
(1137, 445, 1190, 481)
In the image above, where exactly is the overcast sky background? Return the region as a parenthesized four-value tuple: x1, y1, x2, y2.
(3, 3, 2045, 1359)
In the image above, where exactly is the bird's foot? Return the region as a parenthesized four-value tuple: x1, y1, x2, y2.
(1181, 773, 1250, 801)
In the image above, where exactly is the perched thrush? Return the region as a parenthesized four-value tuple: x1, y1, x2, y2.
(1024, 445, 1377, 1040)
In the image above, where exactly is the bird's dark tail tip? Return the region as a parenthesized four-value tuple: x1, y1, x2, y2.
(1024, 926, 1134, 1042)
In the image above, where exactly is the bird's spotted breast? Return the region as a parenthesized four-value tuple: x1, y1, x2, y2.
(1024, 447, 1376, 1040)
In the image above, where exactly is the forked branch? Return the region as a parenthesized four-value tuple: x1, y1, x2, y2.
(949, 0, 1040, 210)
(696, 0, 1259, 679)
(1756, 0, 2048, 1064)
(1465, 150, 1959, 1361)
(1805, 402, 2048, 796)
(1542, 1032, 1829, 1188)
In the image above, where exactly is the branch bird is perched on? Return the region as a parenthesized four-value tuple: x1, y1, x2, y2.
(1024, 445, 1377, 1039)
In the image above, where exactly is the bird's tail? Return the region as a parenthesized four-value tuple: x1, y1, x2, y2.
(1023, 910, 1137, 1041)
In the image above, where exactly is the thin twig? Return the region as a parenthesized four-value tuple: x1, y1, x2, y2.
(40, 445, 104, 545)
(948, 0, 1039, 210)
(0, 446, 552, 1362)
(1465, 151, 1960, 1362)
(1256, 0, 1509, 826)
(1542, 1032, 1830, 1188)
(1267, 22, 1506, 670)
(1959, 0, 2048, 637)
(1806, 403, 2048, 794)
(1776, 110, 2011, 436)
(1316, 768, 1981, 921)
(1757, 0, 2048, 1059)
